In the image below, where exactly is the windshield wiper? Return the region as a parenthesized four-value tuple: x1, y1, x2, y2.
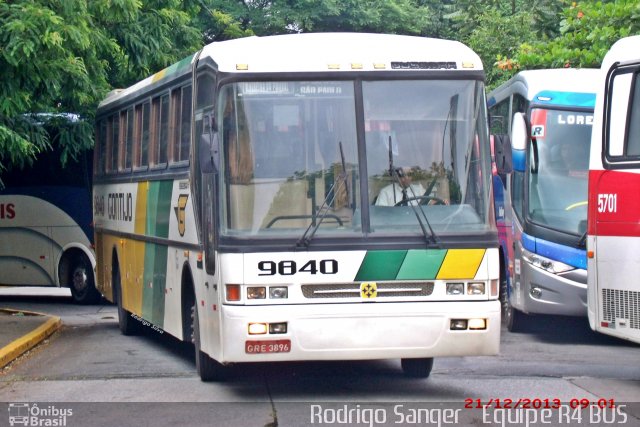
(297, 142, 349, 248)
(387, 137, 440, 247)
(577, 230, 587, 248)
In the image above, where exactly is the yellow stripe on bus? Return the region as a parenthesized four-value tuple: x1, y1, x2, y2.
(135, 182, 148, 234)
(436, 249, 486, 280)
(124, 181, 149, 315)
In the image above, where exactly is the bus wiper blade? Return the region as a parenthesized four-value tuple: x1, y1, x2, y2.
(387, 138, 439, 247)
(297, 142, 348, 248)
(577, 230, 587, 248)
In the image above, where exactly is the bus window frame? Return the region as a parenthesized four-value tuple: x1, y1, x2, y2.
(603, 63, 640, 169)
(169, 84, 192, 169)
(122, 107, 134, 172)
(106, 113, 119, 175)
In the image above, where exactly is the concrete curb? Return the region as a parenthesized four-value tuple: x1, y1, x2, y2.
(0, 308, 62, 369)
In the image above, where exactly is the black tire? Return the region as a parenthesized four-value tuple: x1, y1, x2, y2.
(68, 254, 101, 304)
(401, 358, 434, 378)
(500, 272, 510, 323)
(192, 304, 227, 381)
(505, 302, 528, 332)
(501, 271, 529, 332)
(113, 260, 142, 336)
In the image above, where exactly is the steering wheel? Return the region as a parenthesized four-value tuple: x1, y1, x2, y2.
(394, 196, 447, 207)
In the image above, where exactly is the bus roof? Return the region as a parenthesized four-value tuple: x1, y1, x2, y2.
(99, 33, 483, 112)
(488, 68, 600, 108)
(600, 35, 640, 71)
(200, 33, 483, 73)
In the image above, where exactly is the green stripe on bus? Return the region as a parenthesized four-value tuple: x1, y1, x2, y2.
(355, 249, 448, 281)
(146, 181, 173, 238)
(142, 243, 167, 327)
(396, 249, 447, 280)
(355, 250, 407, 281)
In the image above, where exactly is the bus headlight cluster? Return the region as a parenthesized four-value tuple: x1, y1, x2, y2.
(450, 318, 487, 330)
(248, 322, 287, 335)
(522, 249, 574, 274)
(245, 286, 289, 300)
(446, 282, 486, 296)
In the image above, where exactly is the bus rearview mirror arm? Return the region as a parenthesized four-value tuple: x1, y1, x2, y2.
(493, 133, 513, 175)
(199, 132, 219, 174)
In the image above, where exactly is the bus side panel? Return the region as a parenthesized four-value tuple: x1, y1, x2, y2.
(0, 227, 53, 286)
(0, 194, 89, 286)
(95, 178, 199, 339)
(589, 169, 640, 341)
(162, 179, 200, 340)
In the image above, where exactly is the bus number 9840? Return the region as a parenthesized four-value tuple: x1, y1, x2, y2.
(258, 259, 338, 276)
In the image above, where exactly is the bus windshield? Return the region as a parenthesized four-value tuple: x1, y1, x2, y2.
(218, 79, 491, 239)
(527, 108, 592, 235)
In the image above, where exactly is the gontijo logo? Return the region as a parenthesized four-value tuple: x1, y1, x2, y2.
(8, 403, 73, 426)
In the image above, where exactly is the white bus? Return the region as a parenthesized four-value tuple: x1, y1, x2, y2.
(587, 36, 640, 343)
(0, 116, 100, 304)
(488, 69, 600, 331)
(93, 33, 504, 380)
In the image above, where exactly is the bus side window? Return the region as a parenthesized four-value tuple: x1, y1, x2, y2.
(109, 114, 119, 173)
(158, 93, 170, 165)
(172, 85, 192, 164)
(96, 119, 107, 175)
(124, 108, 134, 170)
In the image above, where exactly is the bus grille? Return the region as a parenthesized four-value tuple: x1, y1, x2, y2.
(602, 289, 640, 330)
(301, 282, 434, 299)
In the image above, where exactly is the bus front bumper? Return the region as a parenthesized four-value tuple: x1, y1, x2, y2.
(217, 300, 500, 363)
(515, 261, 587, 316)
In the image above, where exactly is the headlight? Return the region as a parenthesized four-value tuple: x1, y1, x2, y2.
(269, 286, 288, 299)
(467, 282, 485, 295)
(446, 283, 465, 295)
(247, 287, 266, 299)
(522, 248, 574, 274)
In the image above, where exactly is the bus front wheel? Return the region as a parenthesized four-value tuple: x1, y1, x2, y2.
(505, 303, 528, 332)
(191, 304, 228, 381)
(401, 358, 433, 378)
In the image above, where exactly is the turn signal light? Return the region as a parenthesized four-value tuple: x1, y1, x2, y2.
(226, 284, 241, 301)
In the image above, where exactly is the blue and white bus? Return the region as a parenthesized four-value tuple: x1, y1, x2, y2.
(0, 116, 99, 304)
(488, 69, 599, 331)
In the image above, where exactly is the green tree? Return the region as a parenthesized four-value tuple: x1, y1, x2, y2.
(466, 10, 533, 89)
(455, 0, 568, 89)
(516, 0, 640, 70)
(196, 0, 434, 37)
(0, 0, 201, 179)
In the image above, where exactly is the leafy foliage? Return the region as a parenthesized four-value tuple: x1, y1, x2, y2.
(515, 1, 640, 70)
(0, 0, 201, 178)
(1, 0, 639, 179)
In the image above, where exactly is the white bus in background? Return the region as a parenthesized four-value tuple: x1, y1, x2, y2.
(94, 33, 507, 381)
(0, 116, 100, 304)
(587, 36, 640, 343)
(488, 69, 600, 331)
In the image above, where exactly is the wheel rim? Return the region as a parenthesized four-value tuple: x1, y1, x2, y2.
(72, 266, 88, 293)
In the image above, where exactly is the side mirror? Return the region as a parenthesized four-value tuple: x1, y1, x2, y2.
(511, 112, 529, 172)
(493, 134, 513, 175)
(199, 132, 219, 174)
